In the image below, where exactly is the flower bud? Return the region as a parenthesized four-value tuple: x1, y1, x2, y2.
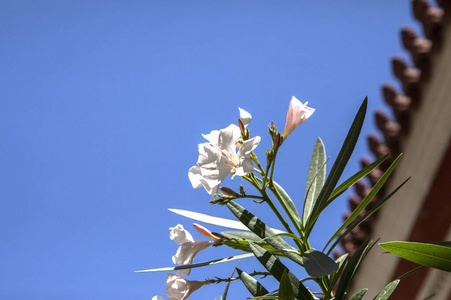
(282, 96, 315, 139)
(193, 223, 219, 239)
(219, 186, 238, 196)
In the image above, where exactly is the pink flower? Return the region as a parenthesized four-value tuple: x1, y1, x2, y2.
(283, 96, 315, 139)
(169, 224, 213, 276)
(165, 274, 204, 300)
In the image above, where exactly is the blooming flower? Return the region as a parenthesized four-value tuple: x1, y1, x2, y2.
(165, 274, 205, 300)
(283, 96, 315, 139)
(170, 224, 213, 276)
(189, 122, 261, 196)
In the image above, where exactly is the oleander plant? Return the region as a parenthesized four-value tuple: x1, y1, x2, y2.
(137, 97, 451, 300)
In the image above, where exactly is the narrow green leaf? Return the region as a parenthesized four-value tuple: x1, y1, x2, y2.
(237, 268, 269, 297)
(325, 176, 410, 255)
(221, 231, 264, 241)
(223, 239, 275, 253)
(335, 239, 376, 300)
(397, 266, 425, 280)
(279, 270, 295, 300)
(249, 243, 314, 300)
(373, 280, 400, 300)
(303, 137, 326, 224)
(323, 154, 402, 251)
(327, 154, 388, 203)
(226, 201, 304, 266)
(379, 241, 451, 272)
(302, 249, 338, 278)
(306, 97, 367, 237)
(134, 253, 253, 273)
(273, 180, 301, 224)
(222, 261, 240, 300)
(349, 288, 368, 300)
(324, 254, 349, 300)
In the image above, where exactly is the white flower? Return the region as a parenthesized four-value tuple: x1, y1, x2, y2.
(170, 224, 212, 276)
(165, 274, 204, 300)
(189, 123, 260, 196)
(152, 296, 165, 300)
(283, 96, 315, 139)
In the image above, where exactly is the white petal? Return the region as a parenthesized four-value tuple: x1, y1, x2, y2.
(152, 296, 165, 300)
(188, 166, 203, 189)
(238, 107, 252, 128)
(197, 143, 219, 167)
(169, 224, 194, 244)
(202, 129, 220, 144)
(235, 158, 254, 176)
(218, 124, 241, 154)
(237, 136, 261, 158)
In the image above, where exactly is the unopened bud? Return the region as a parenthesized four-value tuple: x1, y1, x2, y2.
(239, 185, 245, 195)
(193, 223, 219, 239)
(219, 187, 238, 196)
(238, 118, 245, 133)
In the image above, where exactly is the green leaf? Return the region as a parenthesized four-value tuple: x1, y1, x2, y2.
(302, 249, 338, 278)
(226, 201, 304, 266)
(348, 288, 368, 300)
(379, 241, 451, 272)
(373, 280, 400, 300)
(249, 243, 314, 300)
(237, 268, 269, 297)
(169, 208, 285, 234)
(223, 239, 275, 253)
(334, 239, 377, 300)
(221, 231, 264, 241)
(324, 254, 348, 300)
(325, 175, 410, 255)
(306, 97, 367, 237)
(134, 253, 253, 273)
(279, 270, 295, 300)
(303, 138, 326, 224)
(327, 154, 388, 203)
(222, 262, 239, 300)
(323, 153, 402, 251)
(273, 180, 301, 224)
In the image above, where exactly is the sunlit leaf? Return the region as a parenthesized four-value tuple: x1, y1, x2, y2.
(134, 253, 253, 273)
(169, 208, 285, 234)
(273, 180, 301, 224)
(303, 137, 326, 224)
(348, 288, 367, 300)
(306, 98, 367, 237)
(374, 280, 400, 300)
(380, 241, 451, 272)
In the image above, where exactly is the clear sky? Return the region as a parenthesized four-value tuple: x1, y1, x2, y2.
(0, 1, 422, 299)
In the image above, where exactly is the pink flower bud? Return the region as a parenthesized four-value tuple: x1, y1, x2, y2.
(192, 223, 219, 239)
(283, 96, 315, 139)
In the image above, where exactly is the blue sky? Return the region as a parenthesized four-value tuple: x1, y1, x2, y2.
(0, 1, 421, 299)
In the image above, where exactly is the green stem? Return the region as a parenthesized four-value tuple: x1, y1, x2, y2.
(243, 175, 294, 237)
